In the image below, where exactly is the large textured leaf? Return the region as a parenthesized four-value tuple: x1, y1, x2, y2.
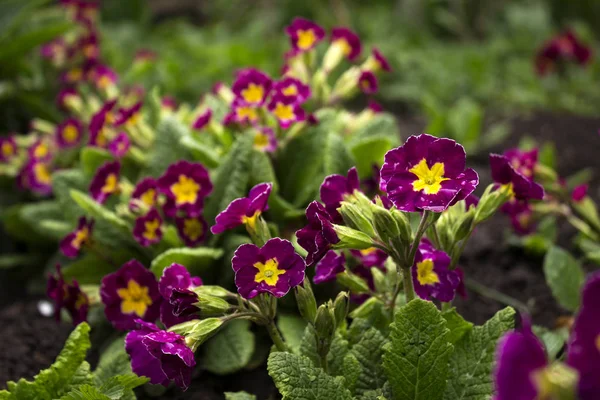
(179, 135, 220, 168)
(383, 299, 453, 400)
(267, 352, 353, 400)
(204, 134, 253, 226)
(93, 337, 132, 386)
(543, 246, 585, 311)
(249, 149, 277, 190)
(442, 308, 474, 345)
(349, 113, 400, 144)
(442, 307, 515, 400)
(19, 200, 68, 240)
(202, 320, 255, 375)
(150, 247, 223, 278)
(351, 328, 388, 395)
(144, 117, 193, 177)
(3, 323, 91, 399)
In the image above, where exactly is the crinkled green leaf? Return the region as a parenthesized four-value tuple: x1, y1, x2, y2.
(342, 353, 361, 394)
(204, 133, 253, 226)
(150, 247, 223, 278)
(349, 113, 399, 144)
(202, 320, 255, 375)
(543, 246, 585, 311)
(52, 169, 87, 222)
(249, 149, 277, 190)
(97, 374, 148, 399)
(93, 337, 132, 386)
(180, 135, 220, 168)
(383, 299, 453, 400)
(278, 313, 307, 354)
(267, 352, 353, 400)
(442, 307, 515, 400)
(19, 200, 67, 240)
(357, 389, 388, 400)
(144, 117, 194, 177)
(442, 308, 474, 345)
(63, 250, 138, 285)
(299, 324, 320, 367)
(352, 328, 388, 395)
(225, 392, 257, 400)
(327, 334, 350, 377)
(59, 385, 110, 400)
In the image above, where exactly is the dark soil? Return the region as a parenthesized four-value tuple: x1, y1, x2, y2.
(0, 111, 598, 398)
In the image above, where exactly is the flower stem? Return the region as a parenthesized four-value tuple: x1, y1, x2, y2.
(465, 278, 530, 313)
(402, 265, 415, 303)
(265, 319, 288, 352)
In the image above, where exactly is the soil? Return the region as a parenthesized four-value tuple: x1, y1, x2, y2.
(0, 111, 598, 398)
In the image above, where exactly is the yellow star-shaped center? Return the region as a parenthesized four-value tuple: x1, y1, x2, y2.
(416, 259, 440, 286)
(183, 218, 204, 241)
(117, 279, 152, 317)
(72, 227, 89, 249)
(171, 174, 200, 205)
(63, 124, 79, 143)
(143, 218, 161, 241)
(409, 158, 449, 195)
(254, 258, 286, 286)
(101, 173, 118, 194)
(297, 29, 316, 50)
(273, 103, 294, 121)
(241, 83, 264, 104)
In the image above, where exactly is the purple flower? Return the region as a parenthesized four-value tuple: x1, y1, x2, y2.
(133, 208, 163, 247)
(109, 132, 130, 158)
(0, 136, 17, 162)
(89, 100, 117, 148)
(331, 27, 362, 61)
(490, 153, 544, 201)
(90, 64, 118, 90)
(358, 71, 378, 94)
(464, 193, 479, 209)
(130, 177, 158, 212)
(380, 134, 479, 212)
(223, 100, 260, 126)
(567, 271, 600, 399)
(157, 161, 213, 217)
(89, 161, 121, 204)
(211, 182, 272, 235)
(56, 88, 79, 110)
(114, 102, 142, 127)
(412, 240, 460, 302)
(233, 238, 306, 299)
(268, 94, 306, 128)
(232, 68, 272, 106)
(369, 48, 392, 72)
(28, 139, 52, 162)
(175, 216, 208, 247)
(493, 318, 549, 400)
(192, 109, 212, 131)
(159, 263, 203, 328)
(252, 127, 278, 153)
(536, 30, 592, 76)
(350, 247, 388, 268)
(78, 32, 99, 60)
(314, 250, 345, 284)
(60, 217, 94, 258)
(320, 167, 360, 221)
(368, 100, 383, 113)
(100, 260, 162, 330)
(273, 77, 311, 103)
(47, 265, 89, 325)
(56, 118, 83, 148)
(572, 184, 588, 202)
(285, 18, 325, 52)
(125, 320, 195, 390)
(296, 201, 340, 266)
(505, 201, 536, 236)
(21, 161, 53, 195)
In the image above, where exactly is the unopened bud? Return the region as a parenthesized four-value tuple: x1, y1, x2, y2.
(454, 209, 475, 241)
(371, 267, 389, 293)
(194, 294, 231, 316)
(474, 184, 511, 224)
(339, 202, 376, 238)
(391, 209, 412, 244)
(295, 278, 318, 324)
(336, 271, 370, 294)
(332, 225, 374, 250)
(349, 297, 383, 319)
(314, 304, 336, 341)
(193, 285, 231, 298)
(184, 318, 223, 352)
(371, 204, 400, 245)
(333, 292, 349, 328)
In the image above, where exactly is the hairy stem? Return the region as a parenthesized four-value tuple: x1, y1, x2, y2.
(265, 319, 288, 352)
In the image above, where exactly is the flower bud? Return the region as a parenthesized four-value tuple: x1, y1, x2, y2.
(314, 303, 336, 341)
(294, 277, 318, 324)
(194, 294, 231, 317)
(332, 225, 374, 250)
(339, 202, 376, 238)
(371, 204, 400, 245)
(453, 209, 475, 241)
(333, 292, 349, 328)
(183, 318, 223, 352)
(391, 209, 413, 244)
(193, 285, 231, 298)
(322, 42, 346, 72)
(534, 362, 578, 400)
(370, 266, 389, 293)
(336, 271, 370, 293)
(330, 67, 361, 100)
(474, 184, 511, 224)
(246, 215, 272, 247)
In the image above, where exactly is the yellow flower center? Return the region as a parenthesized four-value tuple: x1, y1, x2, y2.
(117, 280, 152, 317)
(241, 210, 261, 230)
(34, 163, 51, 184)
(68, 68, 82, 82)
(101, 173, 118, 194)
(501, 183, 516, 200)
(143, 218, 161, 241)
(75, 293, 87, 309)
(241, 83, 264, 104)
(34, 143, 48, 159)
(62, 124, 79, 143)
(236, 106, 258, 122)
(297, 29, 316, 50)
(416, 259, 440, 286)
(336, 39, 352, 56)
(183, 218, 204, 241)
(409, 158, 449, 195)
(253, 133, 269, 149)
(171, 174, 200, 205)
(72, 226, 89, 249)
(596, 334, 600, 352)
(96, 129, 108, 147)
(282, 85, 298, 96)
(2, 142, 14, 157)
(127, 113, 140, 127)
(273, 103, 294, 121)
(360, 247, 377, 256)
(83, 44, 97, 58)
(253, 258, 286, 286)
(140, 189, 156, 207)
(97, 75, 112, 89)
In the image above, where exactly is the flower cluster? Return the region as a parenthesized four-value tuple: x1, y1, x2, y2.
(535, 30, 592, 76)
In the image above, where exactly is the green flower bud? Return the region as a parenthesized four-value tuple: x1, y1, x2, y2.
(194, 294, 231, 316)
(333, 292, 349, 328)
(370, 266, 389, 294)
(246, 215, 272, 247)
(332, 224, 374, 250)
(474, 184, 511, 224)
(336, 271, 371, 293)
(453, 209, 475, 241)
(371, 204, 400, 246)
(339, 202, 376, 238)
(314, 304, 336, 341)
(192, 285, 232, 298)
(294, 277, 318, 324)
(170, 318, 223, 352)
(391, 209, 413, 244)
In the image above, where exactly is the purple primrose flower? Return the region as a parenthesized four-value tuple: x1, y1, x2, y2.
(60, 217, 94, 258)
(412, 240, 460, 302)
(175, 215, 208, 247)
(211, 182, 272, 235)
(47, 265, 89, 325)
(320, 167, 360, 221)
(296, 201, 340, 266)
(158, 263, 203, 328)
(314, 250, 345, 284)
(133, 208, 163, 247)
(157, 161, 213, 217)
(285, 18, 325, 52)
(89, 160, 121, 204)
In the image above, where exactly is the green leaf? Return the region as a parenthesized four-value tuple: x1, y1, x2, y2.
(204, 134, 253, 226)
(533, 325, 570, 361)
(350, 113, 400, 144)
(93, 337, 132, 386)
(327, 334, 350, 378)
(179, 135, 220, 168)
(278, 313, 307, 354)
(144, 117, 193, 177)
(62, 250, 137, 285)
(249, 149, 277, 190)
(80, 148, 114, 178)
(202, 320, 255, 375)
(97, 374, 148, 399)
(0, 22, 72, 62)
(350, 136, 392, 179)
(442, 307, 515, 400)
(0, 253, 45, 269)
(442, 308, 474, 345)
(447, 97, 483, 153)
(19, 200, 68, 240)
(0, 0, 50, 39)
(150, 247, 223, 278)
(225, 392, 257, 400)
(70, 190, 135, 248)
(299, 324, 320, 367)
(543, 246, 585, 311)
(4, 323, 91, 399)
(267, 352, 353, 400)
(59, 385, 110, 400)
(342, 353, 362, 395)
(351, 328, 388, 395)
(383, 299, 453, 400)
(52, 169, 87, 222)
